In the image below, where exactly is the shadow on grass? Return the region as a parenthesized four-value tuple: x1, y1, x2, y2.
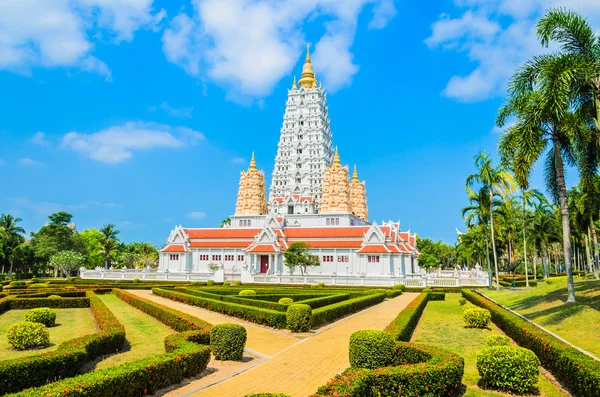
(80, 338, 132, 373)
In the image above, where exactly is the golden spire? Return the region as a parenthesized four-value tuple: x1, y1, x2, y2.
(298, 44, 317, 89)
(292, 76, 297, 90)
(333, 147, 341, 166)
(249, 152, 257, 171)
(352, 165, 359, 182)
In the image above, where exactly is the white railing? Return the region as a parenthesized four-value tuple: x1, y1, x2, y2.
(81, 268, 489, 288)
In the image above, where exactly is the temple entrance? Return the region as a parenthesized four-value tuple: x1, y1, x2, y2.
(260, 255, 269, 274)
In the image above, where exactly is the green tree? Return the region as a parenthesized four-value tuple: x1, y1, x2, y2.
(283, 242, 320, 275)
(219, 218, 231, 228)
(417, 253, 438, 270)
(50, 250, 85, 277)
(497, 51, 594, 303)
(80, 229, 104, 269)
(466, 153, 515, 289)
(0, 214, 26, 275)
(99, 224, 120, 269)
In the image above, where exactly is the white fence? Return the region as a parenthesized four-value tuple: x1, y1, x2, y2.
(81, 268, 489, 288)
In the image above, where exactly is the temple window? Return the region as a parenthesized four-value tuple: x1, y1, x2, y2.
(367, 256, 380, 263)
(212, 255, 222, 261)
(322, 255, 334, 262)
(238, 255, 244, 261)
(248, 220, 252, 226)
(338, 255, 349, 262)
(169, 254, 179, 261)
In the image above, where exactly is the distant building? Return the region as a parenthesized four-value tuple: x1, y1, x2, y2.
(159, 47, 420, 278)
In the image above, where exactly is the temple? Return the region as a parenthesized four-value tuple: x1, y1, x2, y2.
(156, 46, 422, 282)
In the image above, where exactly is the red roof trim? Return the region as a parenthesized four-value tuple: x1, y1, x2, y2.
(161, 244, 189, 253)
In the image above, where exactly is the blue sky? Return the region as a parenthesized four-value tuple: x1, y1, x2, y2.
(1, 0, 598, 246)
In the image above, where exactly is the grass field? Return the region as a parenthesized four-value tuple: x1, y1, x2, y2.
(0, 308, 97, 361)
(93, 293, 175, 369)
(411, 294, 567, 397)
(484, 278, 600, 358)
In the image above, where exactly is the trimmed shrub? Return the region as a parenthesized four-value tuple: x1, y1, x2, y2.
(393, 284, 405, 291)
(427, 292, 445, 301)
(133, 278, 141, 283)
(486, 334, 510, 347)
(317, 282, 325, 288)
(29, 283, 48, 288)
(278, 297, 293, 304)
(6, 322, 50, 350)
(207, 280, 215, 286)
(30, 278, 40, 284)
(545, 276, 567, 284)
(68, 277, 80, 282)
(239, 290, 256, 297)
(310, 284, 319, 289)
(48, 295, 62, 299)
(210, 323, 247, 360)
(234, 280, 243, 286)
(311, 293, 385, 327)
(384, 293, 429, 342)
(295, 293, 350, 309)
(10, 281, 26, 288)
(8, 297, 90, 310)
(349, 330, 396, 369)
(24, 308, 57, 327)
(462, 289, 600, 396)
(477, 346, 540, 393)
(459, 297, 467, 306)
(463, 307, 491, 328)
(286, 304, 312, 332)
(422, 287, 432, 293)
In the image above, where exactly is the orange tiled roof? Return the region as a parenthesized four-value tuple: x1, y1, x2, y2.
(283, 227, 369, 238)
(184, 228, 261, 239)
(189, 241, 252, 248)
(356, 245, 392, 254)
(289, 240, 363, 248)
(160, 244, 188, 252)
(246, 245, 279, 253)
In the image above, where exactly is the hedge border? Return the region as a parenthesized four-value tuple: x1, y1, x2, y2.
(383, 293, 429, 342)
(311, 293, 386, 327)
(462, 289, 600, 397)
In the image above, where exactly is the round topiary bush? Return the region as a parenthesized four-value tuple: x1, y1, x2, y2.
(393, 284, 405, 291)
(210, 323, 247, 360)
(310, 284, 318, 289)
(239, 290, 256, 297)
(207, 280, 215, 286)
(459, 297, 467, 306)
(286, 304, 312, 332)
(9, 281, 26, 288)
(133, 278, 141, 283)
(317, 282, 325, 288)
(24, 308, 57, 327)
(48, 295, 62, 299)
(486, 334, 510, 347)
(279, 297, 293, 304)
(477, 346, 540, 393)
(29, 283, 48, 288)
(349, 330, 396, 369)
(463, 307, 491, 329)
(6, 321, 50, 350)
(234, 280, 243, 286)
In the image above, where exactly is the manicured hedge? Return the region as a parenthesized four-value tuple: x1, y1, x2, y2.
(312, 342, 464, 396)
(176, 287, 290, 312)
(427, 292, 445, 301)
(384, 293, 429, 342)
(8, 297, 90, 310)
(462, 289, 600, 397)
(311, 293, 385, 327)
(295, 293, 351, 309)
(349, 330, 396, 369)
(499, 280, 538, 288)
(0, 291, 125, 395)
(153, 288, 287, 329)
(210, 323, 246, 360)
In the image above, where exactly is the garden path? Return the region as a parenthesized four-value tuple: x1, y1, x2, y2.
(127, 290, 418, 397)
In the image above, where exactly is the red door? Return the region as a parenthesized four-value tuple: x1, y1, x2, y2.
(260, 256, 269, 274)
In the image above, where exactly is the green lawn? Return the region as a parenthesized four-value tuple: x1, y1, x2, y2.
(92, 293, 175, 369)
(411, 294, 567, 396)
(0, 308, 97, 361)
(483, 278, 600, 358)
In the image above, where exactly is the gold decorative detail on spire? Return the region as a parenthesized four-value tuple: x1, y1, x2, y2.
(235, 152, 267, 216)
(349, 164, 368, 220)
(298, 44, 317, 89)
(321, 149, 351, 215)
(292, 76, 297, 90)
(352, 165, 359, 182)
(333, 147, 341, 166)
(249, 152, 257, 171)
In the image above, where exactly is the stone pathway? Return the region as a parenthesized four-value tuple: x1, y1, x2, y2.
(128, 290, 418, 397)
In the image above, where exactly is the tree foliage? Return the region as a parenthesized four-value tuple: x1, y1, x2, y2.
(283, 242, 320, 275)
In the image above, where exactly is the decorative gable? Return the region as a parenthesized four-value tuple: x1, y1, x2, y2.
(363, 222, 385, 244)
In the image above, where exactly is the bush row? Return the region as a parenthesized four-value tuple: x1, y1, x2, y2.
(462, 289, 600, 397)
(295, 293, 351, 309)
(153, 288, 287, 329)
(384, 293, 429, 342)
(0, 291, 125, 395)
(498, 280, 538, 288)
(311, 293, 386, 327)
(426, 292, 445, 301)
(7, 297, 90, 310)
(176, 287, 289, 312)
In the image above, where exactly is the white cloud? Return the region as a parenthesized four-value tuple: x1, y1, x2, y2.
(0, 0, 162, 77)
(161, 0, 396, 101)
(160, 101, 194, 118)
(188, 211, 206, 220)
(18, 158, 45, 166)
(426, 0, 600, 102)
(231, 157, 246, 164)
(61, 121, 205, 163)
(31, 132, 49, 146)
(12, 197, 123, 215)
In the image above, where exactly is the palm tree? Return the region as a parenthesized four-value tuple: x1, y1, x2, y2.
(0, 214, 26, 275)
(519, 189, 545, 286)
(99, 224, 120, 269)
(537, 8, 600, 136)
(466, 151, 516, 289)
(497, 49, 596, 303)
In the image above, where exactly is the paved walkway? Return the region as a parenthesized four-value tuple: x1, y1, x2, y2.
(131, 290, 418, 397)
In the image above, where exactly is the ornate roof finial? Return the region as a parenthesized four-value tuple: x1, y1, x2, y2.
(305, 43, 311, 62)
(249, 152, 257, 171)
(298, 44, 317, 89)
(333, 147, 341, 166)
(292, 75, 297, 90)
(352, 165, 359, 182)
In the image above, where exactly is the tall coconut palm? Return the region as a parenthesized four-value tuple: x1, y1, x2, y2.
(520, 189, 545, 286)
(466, 151, 516, 289)
(497, 51, 596, 302)
(99, 224, 120, 269)
(0, 214, 26, 275)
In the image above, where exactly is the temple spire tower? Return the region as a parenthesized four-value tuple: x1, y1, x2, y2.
(235, 153, 268, 216)
(268, 45, 334, 215)
(350, 165, 369, 220)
